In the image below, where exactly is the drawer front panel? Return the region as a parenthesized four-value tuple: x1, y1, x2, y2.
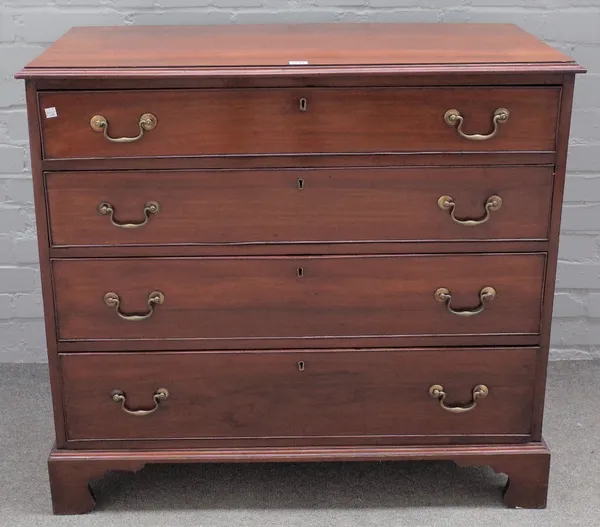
(46, 166, 554, 247)
(53, 254, 545, 342)
(39, 87, 559, 159)
(61, 348, 537, 442)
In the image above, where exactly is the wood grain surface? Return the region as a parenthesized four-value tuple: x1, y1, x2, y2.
(60, 348, 537, 441)
(39, 87, 560, 159)
(46, 166, 554, 247)
(21, 24, 576, 70)
(52, 254, 546, 342)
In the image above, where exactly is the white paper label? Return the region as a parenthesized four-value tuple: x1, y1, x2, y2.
(288, 60, 309, 65)
(44, 107, 58, 119)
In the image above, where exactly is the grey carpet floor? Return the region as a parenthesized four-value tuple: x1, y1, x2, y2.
(1, 361, 598, 527)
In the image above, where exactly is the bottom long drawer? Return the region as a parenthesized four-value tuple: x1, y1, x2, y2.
(60, 348, 537, 443)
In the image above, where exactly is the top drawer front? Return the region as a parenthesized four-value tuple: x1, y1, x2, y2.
(39, 87, 560, 159)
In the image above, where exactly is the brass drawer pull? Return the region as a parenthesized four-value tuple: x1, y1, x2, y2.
(429, 384, 488, 414)
(97, 201, 159, 229)
(437, 195, 502, 226)
(444, 108, 509, 140)
(434, 286, 496, 317)
(104, 291, 165, 321)
(90, 112, 157, 143)
(111, 388, 169, 416)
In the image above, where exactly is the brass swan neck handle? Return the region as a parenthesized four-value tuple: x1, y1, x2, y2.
(434, 287, 496, 317)
(104, 291, 165, 321)
(111, 388, 169, 416)
(438, 195, 502, 226)
(444, 108, 509, 141)
(98, 201, 160, 229)
(90, 113, 157, 143)
(429, 384, 489, 414)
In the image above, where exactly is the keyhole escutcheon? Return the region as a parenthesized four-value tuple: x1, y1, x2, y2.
(296, 267, 304, 278)
(297, 361, 305, 372)
(299, 98, 308, 112)
(297, 178, 305, 190)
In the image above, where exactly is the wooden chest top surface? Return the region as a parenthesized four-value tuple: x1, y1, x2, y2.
(17, 23, 583, 77)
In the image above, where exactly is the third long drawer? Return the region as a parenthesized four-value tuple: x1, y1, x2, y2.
(52, 253, 545, 344)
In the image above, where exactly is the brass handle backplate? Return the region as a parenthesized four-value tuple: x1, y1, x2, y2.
(98, 201, 159, 229)
(438, 195, 502, 226)
(104, 291, 165, 321)
(90, 113, 157, 143)
(444, 108, 509, 141)
(111, 388, 169, 416)
(434, 287, 496, 317)
(429, 384, 489, 414)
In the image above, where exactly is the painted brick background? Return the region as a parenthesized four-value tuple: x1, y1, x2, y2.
(0, 0, 598, 362)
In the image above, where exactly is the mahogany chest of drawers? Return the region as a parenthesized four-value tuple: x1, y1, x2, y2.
(16, 23, 584, 514)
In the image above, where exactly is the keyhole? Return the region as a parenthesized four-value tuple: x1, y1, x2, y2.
(299, 98, 308, 112)
(296, 267, 304, 278)
(297, 361, 305, 372)
(297, 178, 305, 190)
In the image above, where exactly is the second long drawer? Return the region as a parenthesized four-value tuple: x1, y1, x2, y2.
(52, 253, 545, 343)
(46, 166, 554, 247)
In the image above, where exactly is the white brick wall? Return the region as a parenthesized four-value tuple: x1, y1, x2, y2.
(0, 0, 598, 362)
